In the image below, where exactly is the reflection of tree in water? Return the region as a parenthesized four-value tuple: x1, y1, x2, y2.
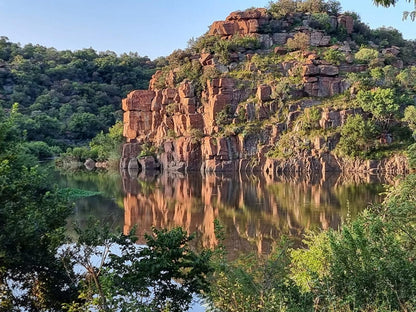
(57, 169, 125, 234)
(122, 170, 385, 257)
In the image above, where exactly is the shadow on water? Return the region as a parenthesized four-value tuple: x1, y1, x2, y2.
(53, 168, 125, 236)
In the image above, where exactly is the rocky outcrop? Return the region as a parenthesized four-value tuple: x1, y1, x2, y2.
(301, 56, 367, 97)
(121, 84, 408, 175)
(266, 153, 409, 176)
(120, 6, 410, 177)
(208, 9, 353, 49)
(209, 8, 269, 37)
(337, 14, 354, 34)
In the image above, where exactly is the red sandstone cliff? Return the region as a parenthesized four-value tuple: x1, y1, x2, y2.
(119, 7, 409, 176)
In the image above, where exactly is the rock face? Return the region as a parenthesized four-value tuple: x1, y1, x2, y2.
(120, 6, 410, 176)
(209, 9, 269, 37)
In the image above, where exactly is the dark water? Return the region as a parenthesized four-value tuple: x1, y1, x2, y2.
(56, 168, 387, 256)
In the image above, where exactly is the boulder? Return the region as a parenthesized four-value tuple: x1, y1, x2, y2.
(226, 8, 268, 21)
(208, 9, 268, 36)
(138, 156, 159, 171)
(84, 158, 95, 170)
(178, 81, 195, 98)
(209, 20, 238, 36)
(304, 82, 320, 97)
(319, 65, 339, 76)
(274, 46, 287, 55)
(310, 32, 330, 47)
(318, 77, 342, 97)
(122, 90, 155, 111)
(302, 64, 319, 76)
(382, 46, 400, 57)
(272, 33, 289, 45)
(257, 84, 272, 102)
(199, 53, 214, 66)
(337, 15, 354, 34)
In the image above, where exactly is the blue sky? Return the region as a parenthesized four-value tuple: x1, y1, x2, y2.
(0, 0, 414, 60)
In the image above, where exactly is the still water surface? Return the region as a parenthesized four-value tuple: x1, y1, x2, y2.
(57, 169, 387, 257)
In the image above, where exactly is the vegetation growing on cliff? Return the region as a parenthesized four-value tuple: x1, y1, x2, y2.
(123, 0, 416, 172)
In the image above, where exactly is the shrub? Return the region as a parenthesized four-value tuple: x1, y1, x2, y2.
(356, 88, 403, 127)
(139, 143, 157, 158)
(403, 105, 416, 139)
(408, 143, 416, 168)
(325, 0, 342, 15)
(268, 131, 311, 159)
(286, 33, 310, 51)
(354, 47, 379, 64)
(268, 0, 298, 18)
(188, 128, 204, 144)
(153, 69, 169, 90)
(396, 66, 416, 89)
(166, 49, 191, 68)
(215, 108, 230, 129)
(336, 114, 376, 158)
(166, 102, 179, 116)
(309, 13, 332, 32)
(89, 121, 124, 161)
(23, 141, 61, 160)
(175, 59, 202, 86)
(297, 0, 327, 13)
(65, 146, 96, 162)
(371, 26, 405, 47)
(322, 48, 345, 65)
(301, 106, 321, 130)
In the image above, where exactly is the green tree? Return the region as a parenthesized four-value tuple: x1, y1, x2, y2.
(61, 224, 212, 312)
(68, 112, 103, 140)
(207, 223, 311, 312)
(356, 87, 407, 132)
(403, 105, 416, 138)
(0, 105, 76, 310)
(0, 37, 156, 145)
(89, 121, 124, 162)
(354, 47, 379, 64)
(407, 143, 416, 168)
(336, 114, 376, 157)
(286, 32, 310, 51)
(268, 0, 298, 18)
(396, 66, 416, 89)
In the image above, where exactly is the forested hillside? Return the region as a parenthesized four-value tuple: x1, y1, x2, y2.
(0, 36, 157, 149)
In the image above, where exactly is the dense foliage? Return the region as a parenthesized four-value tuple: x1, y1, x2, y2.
(61, 224, 212, 312)
(0, 107, 212, 311)
(207, 173, 416, 311)
(0, 36, 155, 147)
(0, 105, 75, 310)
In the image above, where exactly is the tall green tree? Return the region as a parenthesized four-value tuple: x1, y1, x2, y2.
(336, 114, 376, 158)
(61, 224, 212, 312)
(0, 105, 76, 310)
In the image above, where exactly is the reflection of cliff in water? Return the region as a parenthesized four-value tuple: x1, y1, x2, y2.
(122, 170, 386, 255)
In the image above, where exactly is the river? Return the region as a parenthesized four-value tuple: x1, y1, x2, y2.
(57, 168, 387, 257)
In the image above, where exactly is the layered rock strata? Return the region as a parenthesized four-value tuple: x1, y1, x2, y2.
(120, 8, 408, 176)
